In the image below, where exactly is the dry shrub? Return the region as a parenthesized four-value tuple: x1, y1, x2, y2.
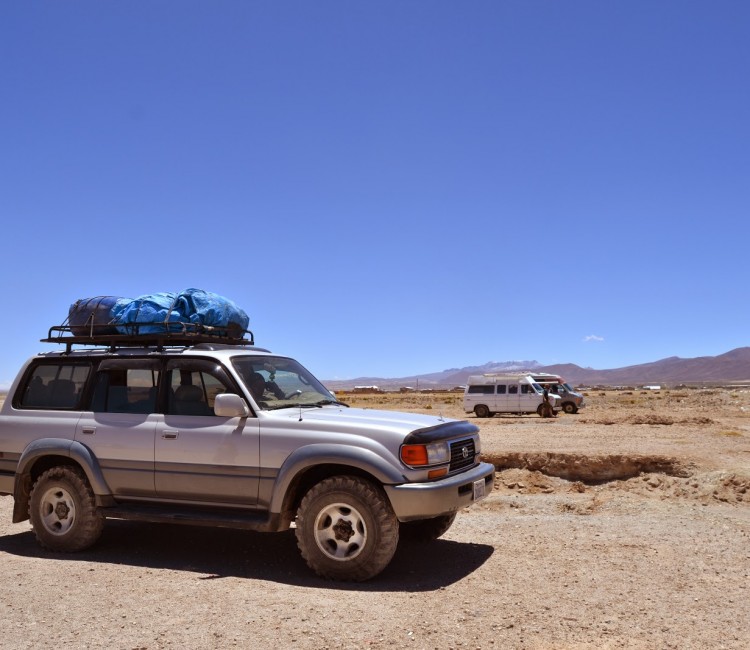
(681, 416, 715, 425)
(626, 414, 674, 425)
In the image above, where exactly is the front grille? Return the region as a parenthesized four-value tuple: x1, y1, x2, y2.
(449, 438, 476, 472)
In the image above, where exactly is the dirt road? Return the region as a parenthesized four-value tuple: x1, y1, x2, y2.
(0, 389, 748, 649)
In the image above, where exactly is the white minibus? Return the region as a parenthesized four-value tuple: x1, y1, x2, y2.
(463, 374, 561, 418)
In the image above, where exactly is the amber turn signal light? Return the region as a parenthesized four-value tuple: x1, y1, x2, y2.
(400, 444, 428, 466)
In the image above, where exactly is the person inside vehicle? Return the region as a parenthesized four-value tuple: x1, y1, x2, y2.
(248, 372, 285, 401)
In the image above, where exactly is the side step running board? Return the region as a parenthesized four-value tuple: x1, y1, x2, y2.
(101, 503, 281, 532)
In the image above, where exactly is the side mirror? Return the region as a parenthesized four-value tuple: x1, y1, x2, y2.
(214, 393, 250, 418)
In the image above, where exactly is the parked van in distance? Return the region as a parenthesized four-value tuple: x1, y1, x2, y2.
(529, 373, 586, 414)
(463, 374, 561, 418)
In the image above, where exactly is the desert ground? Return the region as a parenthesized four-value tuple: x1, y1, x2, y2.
(0, 388, 748, 649)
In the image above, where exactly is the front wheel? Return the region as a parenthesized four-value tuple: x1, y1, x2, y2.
(563, 402, 578, 414)
(400, 513, 456, 542)
(295, 476, 399, 581)
(28, 466, 104, 552)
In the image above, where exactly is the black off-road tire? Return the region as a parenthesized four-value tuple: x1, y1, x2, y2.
(474, 404, 491, 418)
(295, 476, 399, 582)
(400, 512, 456, 542)
(563, 402, 578, 414)
(537, 404, 545, 417)
(29, 466, 105, 552)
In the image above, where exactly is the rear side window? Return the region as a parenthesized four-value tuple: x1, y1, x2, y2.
(17, 362, 91, 410)
(496, 385, 507, 394)
(467, 385, 494, 394)
(90, 359, 161, 415)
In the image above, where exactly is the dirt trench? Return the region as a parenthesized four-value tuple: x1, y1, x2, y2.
(483, 451, 749, 505)
(483, 450, 691, 481)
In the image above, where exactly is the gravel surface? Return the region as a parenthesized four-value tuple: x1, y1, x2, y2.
(0, 389, 748, 649)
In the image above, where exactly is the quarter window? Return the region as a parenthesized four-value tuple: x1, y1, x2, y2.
(17, 363, 90, 410)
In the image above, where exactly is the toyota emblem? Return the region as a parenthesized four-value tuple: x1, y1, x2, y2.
(461, 446, 469, 459)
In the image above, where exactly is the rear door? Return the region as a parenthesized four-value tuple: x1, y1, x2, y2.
(76, 359, 160, 498)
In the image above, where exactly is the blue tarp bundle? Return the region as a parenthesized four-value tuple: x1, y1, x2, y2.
(68, 289, 249, 337)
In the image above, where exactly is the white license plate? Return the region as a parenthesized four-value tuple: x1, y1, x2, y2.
(473, 478, 486, 501)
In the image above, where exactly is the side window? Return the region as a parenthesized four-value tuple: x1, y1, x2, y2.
(509, 385, 518, 394)
(496, 385, 507, 395)
(90, 359, 161, 414)
(17, 362, 90, 410)
(166, 359, 234, 416)
(467, 385, 494, 395)
(521, 384, 536, 394)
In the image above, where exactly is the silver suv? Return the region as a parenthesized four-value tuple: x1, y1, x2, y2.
(0, 330, 493, 581)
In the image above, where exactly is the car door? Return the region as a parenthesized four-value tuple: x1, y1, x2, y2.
(506, 383, 521, 412)
(154, 358, 260, 505)
(493, 383, 509, 412)
(520, 383, 540, 413)
(75, 358, 160, 498)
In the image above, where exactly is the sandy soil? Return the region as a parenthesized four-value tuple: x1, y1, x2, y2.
(0, 389, 748, 649)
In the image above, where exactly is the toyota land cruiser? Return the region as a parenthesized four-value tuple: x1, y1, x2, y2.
(0, 325, 493, 581)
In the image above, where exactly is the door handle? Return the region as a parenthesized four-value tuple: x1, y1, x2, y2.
(81, 427, 96, 435)
(162, 430, 179, 439)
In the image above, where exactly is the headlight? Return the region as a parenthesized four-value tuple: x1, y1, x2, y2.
(400, 441, 450, 467)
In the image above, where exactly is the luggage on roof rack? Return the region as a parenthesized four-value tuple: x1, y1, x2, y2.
(45, 289, 254, 351)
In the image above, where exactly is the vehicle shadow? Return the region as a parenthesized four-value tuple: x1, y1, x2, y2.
(0, 521, 493, 592)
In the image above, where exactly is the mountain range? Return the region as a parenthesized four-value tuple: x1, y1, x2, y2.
(324, 347, 750, 390)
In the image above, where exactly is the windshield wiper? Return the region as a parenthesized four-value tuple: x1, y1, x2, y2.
(265, 402, 324, 411)
(264, 399, 348, 411)
(316, 399, 349, 407)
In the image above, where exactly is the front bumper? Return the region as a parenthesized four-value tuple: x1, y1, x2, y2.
(384, 461, 495, 522)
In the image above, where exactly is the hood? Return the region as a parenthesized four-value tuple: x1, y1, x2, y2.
(265, 405, 471, 442)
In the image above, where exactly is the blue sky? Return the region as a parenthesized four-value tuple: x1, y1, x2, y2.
(1, 1, 748, 389)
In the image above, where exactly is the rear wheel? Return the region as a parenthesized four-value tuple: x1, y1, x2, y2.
(400, 513, 456, 542)
(296, 476, 399, 581)
(29, 466, 104, 552)
(474, 404, 491, 418)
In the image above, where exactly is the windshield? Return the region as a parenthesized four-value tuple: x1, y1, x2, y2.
(231, 355, 341, 411)
(562, 383, 575, 393)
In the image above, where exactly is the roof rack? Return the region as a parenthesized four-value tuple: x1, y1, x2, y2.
(42, 322, 255, 354)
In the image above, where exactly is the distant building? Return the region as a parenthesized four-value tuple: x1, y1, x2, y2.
(353, 386, 381, 394)
(642, 385, 661, 390)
